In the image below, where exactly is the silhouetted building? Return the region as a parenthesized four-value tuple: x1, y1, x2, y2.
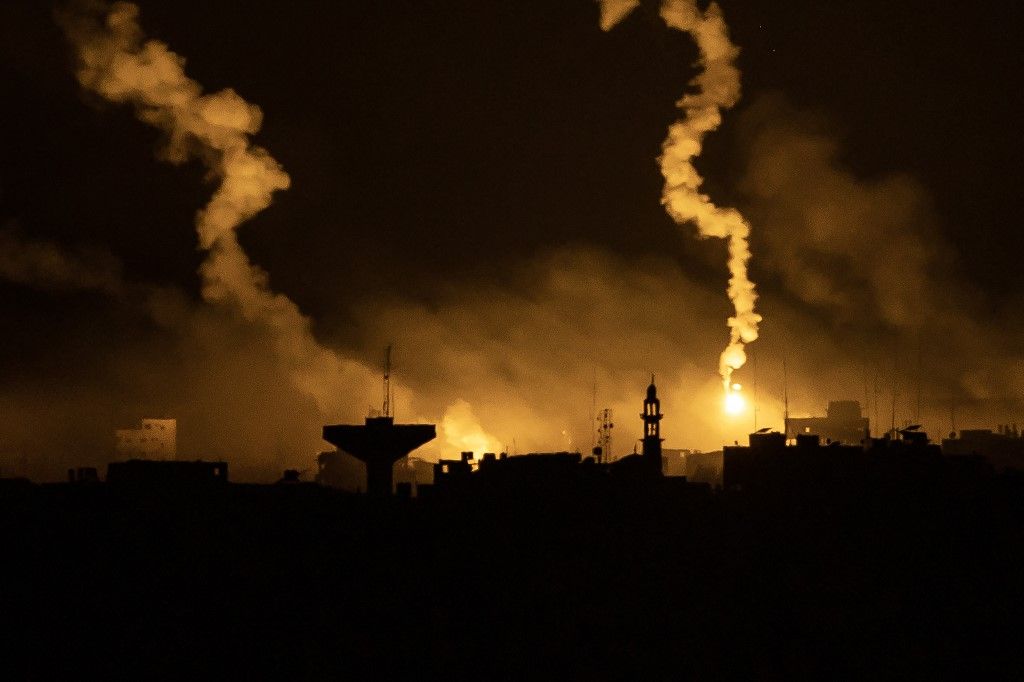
(641, 378, 664, 474)
(432, 380, 691, 497)
(277, 469, 303, 484)
(67, 467, 100, 484)
(115, 418, 177, 460)
(318, 451, 434, 495)
(322, 416, 436, 496)
(943, 426, 1024, 472)
(106, 459, 227, 486)
(0, 476, 33, 493)
(394, 456, 434, 493)
(607, 378, 666, 476)
(432, 451, 476, 490)
(724, 427, 948, 492)
(315, 449, 366, 492)
(787, 400, 870, 444)
(664, 448, 723, 486)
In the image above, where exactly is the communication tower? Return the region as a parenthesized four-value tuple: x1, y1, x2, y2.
(595, 408, 614, 464)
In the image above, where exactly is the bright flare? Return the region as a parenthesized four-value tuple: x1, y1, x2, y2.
(724, 388, 745, 415)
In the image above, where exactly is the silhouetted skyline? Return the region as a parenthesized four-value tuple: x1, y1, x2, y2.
(1, 1, 1022, 480)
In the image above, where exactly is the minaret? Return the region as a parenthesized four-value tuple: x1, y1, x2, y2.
(641, 376, 664, 476)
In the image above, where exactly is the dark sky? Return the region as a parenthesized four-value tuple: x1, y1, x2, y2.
(4, 0, 1021, 303)
(1, 0, 1022, 476)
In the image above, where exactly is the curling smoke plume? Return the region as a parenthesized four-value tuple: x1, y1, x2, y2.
(600, 0, 761, 396)
(59, 2, 376, 416)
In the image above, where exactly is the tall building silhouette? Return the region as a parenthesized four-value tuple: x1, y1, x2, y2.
(641, 377, 664, 475)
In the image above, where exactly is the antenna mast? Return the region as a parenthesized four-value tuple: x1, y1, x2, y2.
(382, 344, 392, 419)
(752, 349, 759, 432)
(915, 337, 923, 423)
(590, 372, 597, 450)
(783, 356, 790, 443)
(862, 355, 870, 437)
(892, 337, 901, 436)
(950, 389, 957, 437)
(873, 364, 881, 439)
(596, 408, 614, 464)
(890, 366, 898, 438)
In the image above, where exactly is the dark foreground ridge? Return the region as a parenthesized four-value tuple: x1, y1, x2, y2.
(3, 384, 1024, 677)
(3, 473, 1024, 677)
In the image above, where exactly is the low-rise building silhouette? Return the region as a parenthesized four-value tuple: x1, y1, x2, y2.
(428, 379, 709, 498)
(106, 459, 228, 486)
(942, 425, 1024, 471)
(725, 427, 948, 492)
(786, 400, 870, 444)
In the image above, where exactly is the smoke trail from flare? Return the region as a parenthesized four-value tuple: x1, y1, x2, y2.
(60, 2, 374, 415)
(598, 0, 642, 31)
(599, 0, 761, 395)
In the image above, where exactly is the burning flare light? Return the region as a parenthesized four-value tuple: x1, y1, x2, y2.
(599, 0, 761, 404)
(724, 382, 745, 414)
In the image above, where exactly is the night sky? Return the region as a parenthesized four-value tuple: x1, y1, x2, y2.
(1, 0, 1022, 479)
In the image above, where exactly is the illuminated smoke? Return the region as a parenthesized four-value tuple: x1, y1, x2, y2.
(0, 222, 123, 295)
(599, 0, 761, 396)
(597, 0, 641, 31)
(59, 2, 376, 416)
(440, 399, 504, 457)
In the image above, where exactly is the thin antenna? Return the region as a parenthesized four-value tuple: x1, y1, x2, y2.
(950, 389, 957, 437)
(597, 408, 614, 464)
(890, 354, 898, 438)
(382, 344, 392, 419)
(890, 387, 897, 437)
(873, 363, 880, 439)
(783, 356, 790, 442)
(752, 348, 759, 432)
(589, 372, 597, 450)
(862, 355, 870, 437)
(915, 336, 922, 423)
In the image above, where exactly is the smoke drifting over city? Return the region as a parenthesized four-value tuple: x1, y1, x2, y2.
(0, 0, 1022, 480)
(601, 0, 761, 400)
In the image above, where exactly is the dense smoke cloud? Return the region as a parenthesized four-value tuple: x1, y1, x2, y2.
(351, 247, 734, 457)
(738, 96, 945, 330)
(735, 95, 1024, 430)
